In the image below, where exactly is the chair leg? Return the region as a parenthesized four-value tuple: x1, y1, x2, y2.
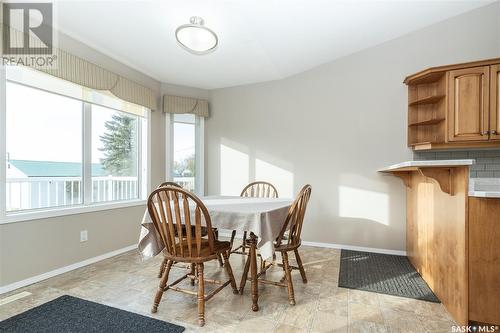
(242, 231, 247, 253)
(294, 249, 307, 283)
(279, 253, 286, 282)
(249, 233, 259, 311)
(190, 263, 196, 286)
(222, 251, 239, 294)
(239, 249, 251, 294)
(282, 252, 295, 306)
(217, 253, 224, 267)
(212, 228, 224, 267)
(157, 257, 167, 278)
(196, 263, 205, 327)
(152, 259, 172, 313)
(229, 230, 236, 247)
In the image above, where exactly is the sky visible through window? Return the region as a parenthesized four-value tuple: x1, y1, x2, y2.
(6, 82, 82, 163)
(173, 122, 195, 162)
(6, 82, 130, 164)
(172, 114, 196, 184)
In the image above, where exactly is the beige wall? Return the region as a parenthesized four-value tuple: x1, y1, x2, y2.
(206, 3, 500, 251)
(0, 32, 209, 287)
(0, 206, 145, 285)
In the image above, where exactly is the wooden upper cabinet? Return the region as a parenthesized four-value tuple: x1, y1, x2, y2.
(405, 58, 500, 150)
(490, 64, 500, 141)
(448, 66, 490, 142)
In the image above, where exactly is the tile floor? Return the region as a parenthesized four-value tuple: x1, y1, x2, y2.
(0, 245, 457, 332)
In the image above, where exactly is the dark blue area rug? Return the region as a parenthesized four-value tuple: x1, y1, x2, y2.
(338, 249, 440, 303)
(0, 295, 185, 333)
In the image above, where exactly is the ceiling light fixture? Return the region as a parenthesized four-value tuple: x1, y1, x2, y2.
(175, 16, 218, 55)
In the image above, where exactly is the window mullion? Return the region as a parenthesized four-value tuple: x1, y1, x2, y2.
(137, 116, 142, 200)
(146, 110, 151, 196)
(0, 67, 7, 219)
(196, 116, 205, 196)
(165, 113, 173, 182)
(83, 103, 92, 205)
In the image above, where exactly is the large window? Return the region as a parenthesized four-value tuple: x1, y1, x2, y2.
(6, 82, 83, 211)
(2, 66, 149, 217)
(167, 113, 204, 194)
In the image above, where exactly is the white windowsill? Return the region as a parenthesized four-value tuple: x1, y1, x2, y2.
(1, 199, 147, 224)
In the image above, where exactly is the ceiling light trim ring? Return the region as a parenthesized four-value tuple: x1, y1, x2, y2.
(175, 16, 218, 55)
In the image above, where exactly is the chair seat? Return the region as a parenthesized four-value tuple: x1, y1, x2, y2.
(168, 239, 231, 261)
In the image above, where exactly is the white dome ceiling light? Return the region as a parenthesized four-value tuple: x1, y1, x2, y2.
(175, 16, 218, 55)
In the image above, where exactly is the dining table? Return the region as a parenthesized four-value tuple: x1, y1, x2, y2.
(138, 195, 293, 311)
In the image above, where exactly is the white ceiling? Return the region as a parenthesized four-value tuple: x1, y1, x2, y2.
(55, 0, 495, 89)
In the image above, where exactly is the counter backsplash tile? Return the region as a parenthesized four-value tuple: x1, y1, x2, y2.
(413, 150, 500, 178)
(469, 178, 500, 192)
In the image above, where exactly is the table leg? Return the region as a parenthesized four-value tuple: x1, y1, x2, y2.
(249, 232, 259, 311)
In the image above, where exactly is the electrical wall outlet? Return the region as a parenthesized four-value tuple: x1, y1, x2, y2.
(80, 230, 88, 242)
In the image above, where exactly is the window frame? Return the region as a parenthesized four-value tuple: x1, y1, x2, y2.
(0, 68, 151, 224)
(165, 112, 205, 195)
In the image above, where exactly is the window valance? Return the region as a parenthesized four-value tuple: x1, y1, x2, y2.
(163, 95, 209, 117)
(2, 24, 157, 111)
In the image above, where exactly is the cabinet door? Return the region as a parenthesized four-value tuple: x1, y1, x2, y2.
(468, 198, 500, 325)
(448, 66, 490, 142)
(490, 64, 500, 141)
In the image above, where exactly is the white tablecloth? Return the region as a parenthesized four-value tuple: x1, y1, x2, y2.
(138, 196, 292, 260)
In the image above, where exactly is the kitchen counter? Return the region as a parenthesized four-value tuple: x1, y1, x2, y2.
(378, 159, 475, 172)
(380, 161, 500, 198)
(379, 160, 475, 195)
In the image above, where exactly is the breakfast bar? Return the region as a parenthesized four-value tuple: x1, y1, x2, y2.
(379, 160, 500, 327)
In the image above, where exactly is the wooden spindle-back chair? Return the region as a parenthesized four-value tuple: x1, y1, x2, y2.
(156, 182, 223, 277)
(148, 187, 238, 326)
(230, 181, 279, 256)
(240, 184, 312, 306)
(240, 181, 279, 199)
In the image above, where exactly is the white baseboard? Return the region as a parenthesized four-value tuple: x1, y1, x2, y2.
(218, 230, 406, 256)
(0, 244, 137, 295)
(301, 240, 406, 256)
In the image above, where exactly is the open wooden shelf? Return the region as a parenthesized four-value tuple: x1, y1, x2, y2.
(409, 95, 445, 106)
(405, 72, 445, 85)
(408, 118, 445, 127)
